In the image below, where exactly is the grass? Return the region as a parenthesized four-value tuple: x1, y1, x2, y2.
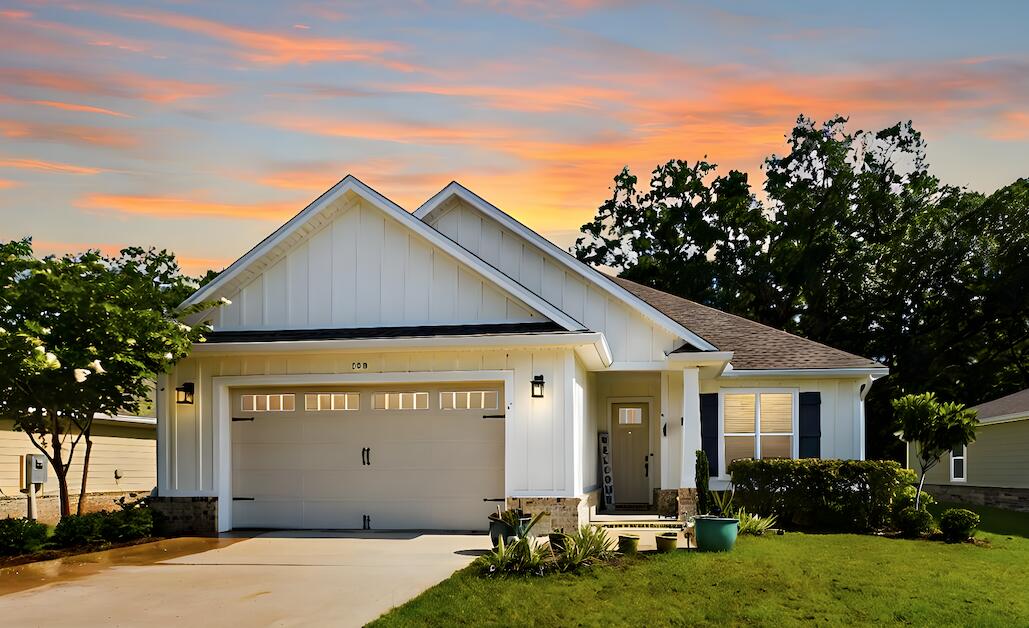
(372, 530, 1029, 627)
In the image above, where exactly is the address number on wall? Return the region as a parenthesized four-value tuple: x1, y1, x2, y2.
(351, 362, 369, 370)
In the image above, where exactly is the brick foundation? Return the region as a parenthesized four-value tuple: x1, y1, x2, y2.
(924, 484, 1029, 513)
(150, 496, 219, 535)
(677, 488, 699, 519)
(0, 490, 148, 525)
(506, 496, 587, 535)
(656, 489, 679, 518)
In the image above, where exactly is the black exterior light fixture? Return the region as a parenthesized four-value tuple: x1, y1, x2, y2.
(531, 375, 545, 398)
(175, 382, 195, 405)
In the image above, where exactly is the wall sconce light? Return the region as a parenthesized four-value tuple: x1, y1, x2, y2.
(175, 382, 195, 405)
(531, 375, 545, 398)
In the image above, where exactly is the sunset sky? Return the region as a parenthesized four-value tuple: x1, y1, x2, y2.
(1, 1, 1027, 275)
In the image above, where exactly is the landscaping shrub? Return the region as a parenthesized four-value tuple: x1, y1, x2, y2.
(736, 508, 777, 535)
(893, 484, 936, 513)
(695, 450, 711, 515)
(555, 525, 615, 572)
(476, 536, 550, 577)
(102, 506, 154, 542)
(896, 506, 935, 538)
(728, 458, 916, 532)
(939, 508, 980, 542)
(53, 512, 106, 547)
(0, 517, 49, 556)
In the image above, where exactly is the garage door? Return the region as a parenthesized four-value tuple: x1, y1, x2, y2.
(230, 383, 505, 531)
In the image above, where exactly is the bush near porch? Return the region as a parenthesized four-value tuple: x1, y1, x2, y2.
(728, 459, 914, 531)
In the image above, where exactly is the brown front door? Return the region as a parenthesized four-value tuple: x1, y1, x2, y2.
(611, 402, 650, 505)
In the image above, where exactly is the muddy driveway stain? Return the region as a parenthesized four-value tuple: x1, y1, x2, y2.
(0, 536, 246, 596)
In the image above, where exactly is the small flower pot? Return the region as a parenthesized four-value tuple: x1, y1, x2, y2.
(655, 532, 678, 553)
(618, 534, 640, 555)
(694, 516, 739, 552)
(548, 532, 568, 554)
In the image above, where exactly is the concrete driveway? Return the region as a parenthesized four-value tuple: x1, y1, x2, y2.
(0, 531, 490, 627)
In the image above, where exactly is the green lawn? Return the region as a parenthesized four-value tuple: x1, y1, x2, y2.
(929, 501, 1029, 539)
(372, 529, 1029, 627)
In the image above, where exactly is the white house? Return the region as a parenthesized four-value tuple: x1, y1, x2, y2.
(153, 176, 887, 534)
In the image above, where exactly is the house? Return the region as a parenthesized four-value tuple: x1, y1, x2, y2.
(907, 387, 1029, 512)
(152, 176, 887, 534)
(0, 414, 156, 523)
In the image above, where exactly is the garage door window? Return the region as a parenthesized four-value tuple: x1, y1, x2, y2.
(305, 392, 360, 411)
(440, 390, 499, 410)
(241, 393, 295, 412)
(372, 391, 429, 410)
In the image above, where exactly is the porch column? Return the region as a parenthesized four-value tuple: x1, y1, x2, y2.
(680, 367, 702, 488)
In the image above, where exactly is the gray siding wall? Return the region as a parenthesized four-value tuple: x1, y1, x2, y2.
(908, 419, 1029, 489)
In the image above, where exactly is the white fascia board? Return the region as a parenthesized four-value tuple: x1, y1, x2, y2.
(92, 413, 157, 426)
(190, 331, 607, 355)
(180, 176, 583, 332)
(721, 367, 890, 378)
(666, 351, 734, 364)
(415, 182, 717, 351)
(977, 412, 1029, 426)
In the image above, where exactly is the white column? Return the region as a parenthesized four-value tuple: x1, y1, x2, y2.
(659, 371, 670, 489)
(680, 367, 702, 488)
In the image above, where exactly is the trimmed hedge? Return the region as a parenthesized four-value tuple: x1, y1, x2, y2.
(728, 458, 916, 532)
(53, 505, 154, 548)
(940, 508, 979, 542)
(896, 506, 935, 538)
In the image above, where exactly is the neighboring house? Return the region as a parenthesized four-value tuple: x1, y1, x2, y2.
(0, 414, 157, 523)
(907, 387, 1029, 512)
(154, 176, 887, 534)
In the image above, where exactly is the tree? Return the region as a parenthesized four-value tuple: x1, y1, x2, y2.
(574, 115, 1029, 460)
(892, 392, 978, 508)
(0, 239, 222, 516)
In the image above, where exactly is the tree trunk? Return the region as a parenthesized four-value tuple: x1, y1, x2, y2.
(77, 427, 94, 516)
(915, 469, 926, 510)
(48, 409, 72, 518)
(55, 468, 71, 518)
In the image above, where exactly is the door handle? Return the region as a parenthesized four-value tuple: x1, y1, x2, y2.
(367, 447, 371, 466)
(644, 457, 649, 478)
(361, 447, 369, 466)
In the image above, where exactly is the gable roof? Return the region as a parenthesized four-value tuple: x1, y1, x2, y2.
(181, 175, 585, 332)
(972, 387, 1029, 424)
(415, 181, 717, 352)
(610, 276, 884, 371)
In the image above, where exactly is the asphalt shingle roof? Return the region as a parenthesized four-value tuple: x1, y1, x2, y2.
(609, 276, 883, 371)
(971, 387, 1029, 421)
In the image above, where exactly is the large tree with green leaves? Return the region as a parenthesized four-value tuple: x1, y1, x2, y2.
(576, 115, 1029, 458)
(0, 239, 221, 516)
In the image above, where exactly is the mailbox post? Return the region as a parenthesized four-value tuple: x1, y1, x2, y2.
(24, 453, 47, 521)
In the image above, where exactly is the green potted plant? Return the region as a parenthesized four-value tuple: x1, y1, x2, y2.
(694, 489, 740, 552)
(548, 527, 568, 554)
(617, 533, 640, 555)
(487, 507, 548, 548)
(655, 531, 678, 553)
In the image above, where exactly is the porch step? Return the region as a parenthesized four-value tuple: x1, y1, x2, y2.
(592, 520, 685, 530)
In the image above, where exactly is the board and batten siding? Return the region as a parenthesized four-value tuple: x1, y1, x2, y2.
(161, 348, 579, 499)
(909, 420, 1029, 489)
(1, 420, 156, 497)
(427, 198, 679, 363)
(214, 198, 544, 331)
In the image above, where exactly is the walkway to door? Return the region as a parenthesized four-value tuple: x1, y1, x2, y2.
(0, 531, 490, 627)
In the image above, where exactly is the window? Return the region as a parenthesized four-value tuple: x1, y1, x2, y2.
(241, 393, 295, 412)
(440, 390, 499, 411)
(950, 445, 967, 482)
(304, 392, 360, 411)
(372, 391, 429, 410)
(618, 407, 643, 425)
(723, 391, 795, 471)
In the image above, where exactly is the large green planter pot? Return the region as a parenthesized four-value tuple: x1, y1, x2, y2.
(655, 532, 678, 553)
(618, 534, 640, 555)
(694, 517, 739, 552)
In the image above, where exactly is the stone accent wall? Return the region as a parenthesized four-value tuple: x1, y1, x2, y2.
(506, 496, 584, 535)
(150, 496, 219, 535)
(655, 489, 678, 518)
(677, 488, 698, 519)
(0, 490, 147, 525)
(924, 484, 1029, 513)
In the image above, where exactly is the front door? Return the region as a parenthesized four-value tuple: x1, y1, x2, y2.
(611, 402, 650, 505)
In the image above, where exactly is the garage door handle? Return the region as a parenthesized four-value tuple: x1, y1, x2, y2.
(367, 447, 371, 466)
(483, 498, 505, 502)
(361, 447, 368, 466)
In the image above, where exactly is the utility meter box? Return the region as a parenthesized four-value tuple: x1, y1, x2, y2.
(25, 453, 47, 486)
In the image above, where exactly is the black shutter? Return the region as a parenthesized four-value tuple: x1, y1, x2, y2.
(799, 392, 821, 459)
(700, 393, 719, 476)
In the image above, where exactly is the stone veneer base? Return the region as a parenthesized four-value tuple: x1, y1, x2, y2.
(0, 491, 148, 525)
(149, 496, 219, 535)
(924, 484, 1029, 513)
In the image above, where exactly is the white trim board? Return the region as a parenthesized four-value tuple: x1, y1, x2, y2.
(180, 175, 584, 332)
(415, 182, 716, 351)
(210, 370, 516, 532)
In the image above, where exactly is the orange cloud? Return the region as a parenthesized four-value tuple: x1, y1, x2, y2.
(77, 193, 301, 220)
(0, 178, 18, 189)
(89, 5, 411, 69)
(0, 68, 222, 104)
(375, 82, 629, 112)
(0, 157, 105, 174)
(0, 119, 137, 149)
(175, 254, 235, 275)
(989, 111, 1029, 141)
(27, 239, 231, 275)
(262, 114, 519, 144)
(29, 100, 130, 117)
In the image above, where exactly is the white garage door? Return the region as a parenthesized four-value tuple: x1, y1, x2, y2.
(230, 384, 505, 531)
